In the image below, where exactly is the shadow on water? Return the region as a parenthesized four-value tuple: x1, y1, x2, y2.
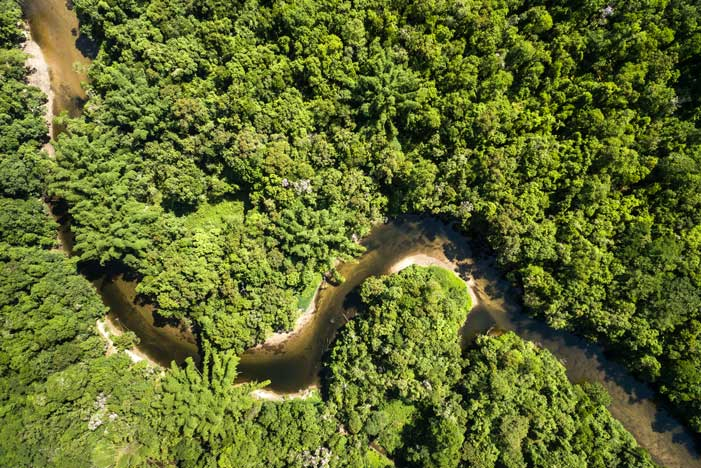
(74, 33, 98, 59)
(96, 274, 200, 367)
(446, 236, 701, 467)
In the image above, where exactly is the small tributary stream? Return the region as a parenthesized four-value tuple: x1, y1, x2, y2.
(22, 1, 701, 466)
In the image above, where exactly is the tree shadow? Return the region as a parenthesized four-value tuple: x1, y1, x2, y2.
(75, 33, 98, 59)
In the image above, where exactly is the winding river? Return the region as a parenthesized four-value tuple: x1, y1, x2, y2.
(22, 1, 701, 466)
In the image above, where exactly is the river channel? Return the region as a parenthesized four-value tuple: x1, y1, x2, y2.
(22, 0, 701, 466)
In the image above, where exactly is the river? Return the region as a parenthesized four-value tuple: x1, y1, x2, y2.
(22, 1, 701, 466)
(23, 0, 90, 127)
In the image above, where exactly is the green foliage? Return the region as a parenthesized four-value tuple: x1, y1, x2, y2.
(0, 246, 105, 389)
(0, 58, 48, 156)
(328, 266, 468, 418)
(0, 0, 22, 48)
(58, 0, 701, 432)
(3, 0, 701, 465)
(0, 8, 49, 199)
(151, 350, 263, 467)
(461, 333, 656, 468)
(326, 268, 654, 467)
(1, 354, 158, 468)
(0, 142, 47, 198)
(0, 244, 158, 467)
(0, 12, 158, 468)
(112, 330, 140, 351)
(0, 198, 57, 248)
(297, 272, 322, 311)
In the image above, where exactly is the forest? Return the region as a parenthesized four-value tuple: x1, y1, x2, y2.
(53, 0, 701, 431)
(1, 0, 701, 465)
(325, 266, 655, 467)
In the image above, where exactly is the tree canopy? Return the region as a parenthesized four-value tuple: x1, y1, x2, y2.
(324, 267, 656, 467)
(52, 0, 701, 431)
(3, 0, 701, 465)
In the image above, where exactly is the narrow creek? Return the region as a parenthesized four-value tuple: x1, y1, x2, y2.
(22, 1, 701, 466)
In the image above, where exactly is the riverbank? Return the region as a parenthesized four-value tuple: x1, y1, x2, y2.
(96, 318, 160, 366)
(251, 283, 322, 349)
(251, 386, 319, 401)
(22, 25, 54, 155)
(250, 253, 477, 401)
(251, 251, 480, 352)
(388, 253, 480, 309)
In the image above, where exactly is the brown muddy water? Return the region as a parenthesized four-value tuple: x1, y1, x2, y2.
(96, 277, 199, 366)
(22, 0, 701, 466)
(23, 0, 90, 134)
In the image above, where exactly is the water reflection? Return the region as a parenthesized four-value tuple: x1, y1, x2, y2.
(23, 0, 91, 130)
(97, 277, 199, 367)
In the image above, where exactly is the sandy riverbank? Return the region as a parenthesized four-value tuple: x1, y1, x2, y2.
(96, 318, 160, 366)
(251, 284, 322, 349)
(22, 26, 55, 156)
(256, 252, 480, 353)
(254, 253, 480, 400)
(388, 253, 480, 308)
(251, 385, 319, 401)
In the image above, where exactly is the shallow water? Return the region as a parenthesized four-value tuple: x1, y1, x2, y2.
(23, 0, 90, 133)
(97, 277, 199, 367)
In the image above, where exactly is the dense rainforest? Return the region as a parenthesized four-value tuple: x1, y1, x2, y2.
(1, 0, 700, 466)
(326, 266, 656, 467)
(46, 0, 701, 434)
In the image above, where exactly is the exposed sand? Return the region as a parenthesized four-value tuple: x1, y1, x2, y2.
(251, 284, 322, 349)
(256, 253, 479, 354)
(251, 385, 319, 401)
(22, 26, 55, 156)
(96, 318, 159, 366)
(388, 253, 456, 274)
(388, 253, 480, 308)
(96, 320, 117, 356)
